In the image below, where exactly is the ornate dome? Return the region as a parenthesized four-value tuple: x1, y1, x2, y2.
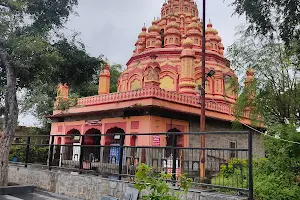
(148, 24, 160, 32)
(166, 21, 180, 29)
(183, 37, 193, 47)
(206, 21, 218, 34)
(187, 22, 200, 30)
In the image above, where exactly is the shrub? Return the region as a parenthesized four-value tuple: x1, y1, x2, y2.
(134, 164, 192, 200)
(9, 145, 49, 164)
(212, 157, 300, 200)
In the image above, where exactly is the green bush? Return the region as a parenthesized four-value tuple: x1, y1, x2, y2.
(9, 145, 49, 164)
(134, 164, 192, 200)
(212, 157, 300, 199)
(212, 158, 248, 189)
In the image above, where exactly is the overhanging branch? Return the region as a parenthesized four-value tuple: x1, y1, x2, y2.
(0, 1, 20, 11)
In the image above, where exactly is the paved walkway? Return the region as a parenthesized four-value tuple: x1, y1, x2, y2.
(0, 191, 82, 200)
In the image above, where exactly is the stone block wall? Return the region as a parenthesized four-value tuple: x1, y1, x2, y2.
(189, 120, 265, 158)
(8, 165, 247, 200)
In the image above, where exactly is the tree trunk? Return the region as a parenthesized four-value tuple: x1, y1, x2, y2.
(0, 48, 18, 186)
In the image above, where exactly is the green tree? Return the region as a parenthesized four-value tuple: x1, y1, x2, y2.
(22, 38, 104, 127)
(228, 27, 300, 127)
(22, 58, 122, 128)
(0, 0, 78, 186)
(230, 0, 300, 47)
(227, 27, 300, 199)
(109, 64, 123, 93)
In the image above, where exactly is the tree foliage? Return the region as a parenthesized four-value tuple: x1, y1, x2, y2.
(228, 27, 300, 127)
(228, 26, 300, 199)
(230, 0, 300, 47)
(0, 0, 79, 186)
(22, 53, 122, 127)
(134, 164, 192, 200)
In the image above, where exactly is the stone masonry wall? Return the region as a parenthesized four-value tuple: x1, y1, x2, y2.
(189, 120, 265, 158)
(8, 165, 246, 200)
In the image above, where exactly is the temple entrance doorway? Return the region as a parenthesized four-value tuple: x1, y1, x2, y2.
(165, 128, 183, 175)
(63, 129, 81, 168)
(103, 127, 125, 164)
(84, 128, 101, 163)
(53, 137, 61, 166)
(166, 128, 183, 158)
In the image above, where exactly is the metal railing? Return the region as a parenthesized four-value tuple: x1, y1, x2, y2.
(9, 131, 253, 199)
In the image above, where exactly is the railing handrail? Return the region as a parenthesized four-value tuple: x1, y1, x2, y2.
(14, 131, 250, 138)
(9, 131, 254, 197)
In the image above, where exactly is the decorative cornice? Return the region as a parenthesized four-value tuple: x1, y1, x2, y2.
(76, 88, 246, 118)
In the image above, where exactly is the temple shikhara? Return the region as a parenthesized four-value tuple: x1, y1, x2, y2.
(49, 0, 264, 172)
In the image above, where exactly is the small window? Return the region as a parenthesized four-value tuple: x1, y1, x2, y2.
(230, 141, 237, 159)
(167, 9, 169, 14)
(170, 38, 173, 43)
(147, 41, 150, 47)
(152, 40, 155, 46)
(195, 38, 199, 44)
(185, 7, 188, 12)
(175, 7, 179, 12)
(175, 38, 179, 44)
(165, 39, 168, 44)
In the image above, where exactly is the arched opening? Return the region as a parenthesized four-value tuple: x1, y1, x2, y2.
(160, 29, 165, 47)
(163, 128, 183, 175)
(64, 129, 81, 162)
(165, 128, 182, 158)
(53, 137, 62, 165)
(84, 128, 101, 163)
(103, 127, 125, 164)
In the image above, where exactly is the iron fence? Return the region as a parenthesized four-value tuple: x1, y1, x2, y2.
(9, 131, 253, 199)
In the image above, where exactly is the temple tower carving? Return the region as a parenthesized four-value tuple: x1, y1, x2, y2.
(179, 38, 196, 95)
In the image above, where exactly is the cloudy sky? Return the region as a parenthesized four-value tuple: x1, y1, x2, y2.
(19, 0, 245, 126)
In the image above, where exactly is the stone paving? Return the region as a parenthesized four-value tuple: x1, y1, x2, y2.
(0, 191, 83, 200)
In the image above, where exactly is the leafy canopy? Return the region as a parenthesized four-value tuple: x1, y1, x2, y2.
(0, 0, 79, 115)
(230, 0, 300, 46)
(228, 27, 300, 127)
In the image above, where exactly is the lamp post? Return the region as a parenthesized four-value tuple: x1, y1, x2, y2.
(200, 0, 207, 178)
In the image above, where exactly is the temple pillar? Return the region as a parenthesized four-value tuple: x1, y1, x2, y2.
(98, 63, 111, 95)
(179, 38, 197, 95)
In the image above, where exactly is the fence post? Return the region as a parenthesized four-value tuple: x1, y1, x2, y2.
(24, 136, 31, 168)
(48, 135, 55, 170)
(118, 134, 125, 180)
(248, 131, 254, 200)
(79, 135, 85, 170)
(172, 133, 177, 183)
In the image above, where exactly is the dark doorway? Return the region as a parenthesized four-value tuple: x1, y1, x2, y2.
(84, 128, 101, 162)
(103, 127, 125, 163)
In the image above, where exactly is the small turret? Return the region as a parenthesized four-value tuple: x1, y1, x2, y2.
(146, 20, 161, 50)
(98, 63, 111, 95)
(186, 17, 201, 49)
(165, 16, 181, 48)
(56, 83, 69, 101)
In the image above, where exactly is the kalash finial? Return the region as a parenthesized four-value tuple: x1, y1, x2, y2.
(104, 58, 110, 69)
